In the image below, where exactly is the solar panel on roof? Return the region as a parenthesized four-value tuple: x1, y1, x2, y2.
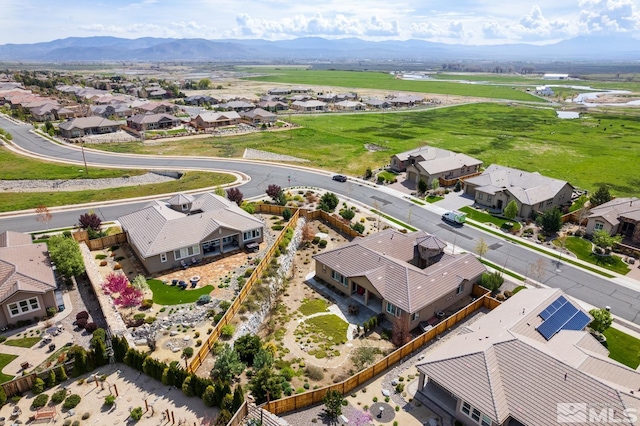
(563, 310, 591, 331)
(539, 295, 568, 320)
(537, 300, 587, 340)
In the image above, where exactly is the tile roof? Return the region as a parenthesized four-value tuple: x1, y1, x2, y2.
(0, 231, 57, 304)
(58, 116, 120, 131)
(313, 229, 484, 313)
(588, 198, 640, 226)
(196, 111, 241, 123)
(417, 288, 640, 426)
(465, 164, 572, 206)
(118, 193, 263, 258)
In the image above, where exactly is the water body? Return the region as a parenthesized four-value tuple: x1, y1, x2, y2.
(569, 89, 639, 107)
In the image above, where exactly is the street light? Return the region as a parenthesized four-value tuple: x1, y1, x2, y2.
(80, 142, 88, 177)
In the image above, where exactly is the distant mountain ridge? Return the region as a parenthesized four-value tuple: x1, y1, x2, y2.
(0, 35, 638, 62)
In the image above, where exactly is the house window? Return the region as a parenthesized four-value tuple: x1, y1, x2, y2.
(477, 192, 484, 200)
(456, 283, 464, 295)
(411, 312, 419, 322)
(539, 202, 544, 208)
(486, 195, 492, 203)
(386, 302, 401, 317)
(331, 270, 348, 287)
(462, 402, 471, 415)
(472, 408, 481, 422)
(243, 228, 262, 242)
(174, 244, 200, 260)
(546, 200, 553, 206)
(481, 415, 492, 426)
(181, 204, 188, 211)
(160, 253, 167, 263)
(8, 297, 40, 317)
(594, 222, 604, 231)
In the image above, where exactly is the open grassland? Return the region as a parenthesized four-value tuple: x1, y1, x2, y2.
(0, 146, 146, 179)
(241, 68, 542, 102)
(93, 103, 640, 197)
(0, 171, 234, 212)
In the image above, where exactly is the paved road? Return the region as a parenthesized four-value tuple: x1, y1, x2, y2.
(2, 115, 640, 324)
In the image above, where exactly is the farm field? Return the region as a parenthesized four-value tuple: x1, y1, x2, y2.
(94, 103, 640, 197)
(241, 68, 543, 102)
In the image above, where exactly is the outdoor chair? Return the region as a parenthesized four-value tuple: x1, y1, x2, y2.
(191, 257, 199, 265)
(180, 260, 188, 269)
(171, 279, 178, 286)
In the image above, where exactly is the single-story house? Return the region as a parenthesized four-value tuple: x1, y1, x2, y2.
(291, 100, 327, 112)
(183, 95, 218, 106)
(415, 288, 639, 426)
(336, 92, 358, 101)
(118, 193, 264, 274)
(239, 108, 277, 125)
(192, 111, 241, 129)
(313, 228, 484, 332)
(90, 104, 133, 119)
(30, 103, 75, 122)
(219, 100, 255, 112)
(544, 73, 569, 80)
(126, 113, 181, 132)
(58, 116, 121, 138)
(136, 102, 178, 115)
(267, 88, 291, 96)
(0, 231, 59, 328)
(290, 87, 312, 94)
(256, 100, 289, 112)
(334, 100, 365, 111)
(364, 98, 391, 109)
(317, 93, 337, 103)
(389, 95, 424, 107)
(535, 85, 554, 96)
(586, 198, 640, 244)
(464, 165, 574, 218)
(393, 146, 482, 187)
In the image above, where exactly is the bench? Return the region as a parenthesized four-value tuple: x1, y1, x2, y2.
(339, 414, 349, 424)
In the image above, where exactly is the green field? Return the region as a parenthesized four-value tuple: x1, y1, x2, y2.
(3, 336, 41, 348)
(242, 68, 543, 102)
(92, 102, 640, 197)
(553, 237, 629, 275)
(0, 171, 234, 212)
(0, 146, 146, 180)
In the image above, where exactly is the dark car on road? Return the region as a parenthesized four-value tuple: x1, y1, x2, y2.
(332, 174, 347, 182)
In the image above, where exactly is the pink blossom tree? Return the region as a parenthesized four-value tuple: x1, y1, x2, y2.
(351, 408, 373, 426)
(114, 286, 143, 310)
(102, 272, 129, 294)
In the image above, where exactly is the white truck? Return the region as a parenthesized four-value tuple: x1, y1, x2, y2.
(441, 211, 466, 225)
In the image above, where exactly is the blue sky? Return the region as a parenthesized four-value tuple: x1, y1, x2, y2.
(2, 0, 639, 44)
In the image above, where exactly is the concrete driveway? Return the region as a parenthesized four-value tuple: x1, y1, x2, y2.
(434, 191, 475, 211)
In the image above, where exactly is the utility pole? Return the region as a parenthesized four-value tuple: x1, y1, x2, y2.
(81, 142, 89, 176)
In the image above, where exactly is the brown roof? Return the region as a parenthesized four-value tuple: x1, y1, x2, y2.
(588, 198, 640, 226)
(417, 288, 640, 425)
(313, 229, 484, 313)
(0, 231, 57, 304)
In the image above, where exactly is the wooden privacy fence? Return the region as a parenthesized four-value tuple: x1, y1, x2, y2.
(262, 291, 498, 416)
(226, 401, 249, 426)
(73, 231, 128, 251)
(2, 373, 36, 397)
(439, 171, 482, 188)
(187, 209, 301, 374)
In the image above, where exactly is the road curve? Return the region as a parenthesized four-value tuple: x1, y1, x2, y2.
(2, 115, 640, 325)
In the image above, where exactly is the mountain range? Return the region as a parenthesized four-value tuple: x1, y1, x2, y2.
(0, 35, 638, 62)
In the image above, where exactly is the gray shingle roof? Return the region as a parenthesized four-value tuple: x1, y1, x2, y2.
(417, 288, 640, 426)
(58, 116, 120, 131)
(466, 164, 572, 206)
(118, 193, 263, 258)
(313, 229, 484, 313)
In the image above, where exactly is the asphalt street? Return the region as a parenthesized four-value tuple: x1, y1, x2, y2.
(2, 115, 640, 324)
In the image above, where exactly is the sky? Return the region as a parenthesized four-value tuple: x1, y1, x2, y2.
(2, 0, 639, 45)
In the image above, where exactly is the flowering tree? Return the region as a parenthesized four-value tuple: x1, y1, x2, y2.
(114, 286, 143, 310)
(102, 273, 129, 295)
(351, 408, 373, 426)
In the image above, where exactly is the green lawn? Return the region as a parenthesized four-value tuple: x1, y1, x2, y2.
(298, 298, 329, 316)
(145, 128, 189, 136)
(460, 206, 522, 231)
(147, 279, 215, 305)
(377, 171, 397, 182)
(0, 146, 146, 180)
(425, 195, 444, 203)
(554, 237, 629, 275)
(0, 353, 18, 383)
(603, 327, 640, 369)
(241, 68, 542, 102)
(569, 195, 588, 213)
(3, 336, 41, 348)
(0, 171, 234, 212)
(303, 314, 349, 344)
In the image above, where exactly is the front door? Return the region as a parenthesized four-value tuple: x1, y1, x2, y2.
(497, 199, 503, 210)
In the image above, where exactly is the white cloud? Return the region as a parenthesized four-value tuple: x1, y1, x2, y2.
(233, 13, 399, 38)
(578, 0, 640, 33)
(410, 20, 468, 40)
(77, 24, 126, 33)
(481, 5, 574, 41)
